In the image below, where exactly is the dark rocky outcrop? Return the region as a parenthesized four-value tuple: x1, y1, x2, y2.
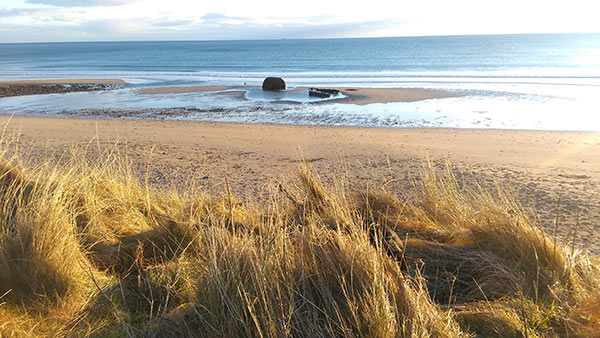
(262, 77, 286, 91)
(0, 84, 118, 98)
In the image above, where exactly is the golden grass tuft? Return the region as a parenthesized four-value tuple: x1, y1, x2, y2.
(0, 140, 598, 337)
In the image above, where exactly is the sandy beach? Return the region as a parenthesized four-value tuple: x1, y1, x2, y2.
(2, 115, 599, 253)
(1, 80, 598, 252)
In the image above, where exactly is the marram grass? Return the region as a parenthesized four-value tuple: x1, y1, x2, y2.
(0, 141, 599, 337)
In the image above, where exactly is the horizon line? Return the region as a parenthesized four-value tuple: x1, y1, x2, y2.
(1, 31, 599, 45)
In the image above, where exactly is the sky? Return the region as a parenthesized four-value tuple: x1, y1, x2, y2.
(1, 0, 599, 43)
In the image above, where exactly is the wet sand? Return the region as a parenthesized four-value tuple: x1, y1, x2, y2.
(138, 85, 242, 94)
(326, 87, 458, 105)
(2, 115, 599, 253)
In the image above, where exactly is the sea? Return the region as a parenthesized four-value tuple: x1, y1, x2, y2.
(1, 33, 599, 130)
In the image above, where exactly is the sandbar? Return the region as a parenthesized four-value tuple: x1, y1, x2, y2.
(137, 85, 458, 104)
(334, 87, 459, 105)
(138, 86, 246, 94)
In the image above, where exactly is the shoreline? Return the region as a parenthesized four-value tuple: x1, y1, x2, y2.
(3, 114, 599, 253)
(5, 108, 599, 133)
(5, 109, 600, 133)
(1, 78, 597, 130)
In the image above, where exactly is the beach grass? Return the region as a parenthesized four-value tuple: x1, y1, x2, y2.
(0, 136, 599, 337)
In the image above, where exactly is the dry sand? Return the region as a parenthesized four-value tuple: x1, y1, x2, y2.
(2, 115, 599, 253)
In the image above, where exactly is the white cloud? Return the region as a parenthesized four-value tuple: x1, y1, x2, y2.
(0, 14, 409, 42)
(0, 8, 26, 17)
(1, 0, 599, 42)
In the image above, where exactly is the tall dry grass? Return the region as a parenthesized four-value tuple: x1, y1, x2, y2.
(0, 138, 598, 337)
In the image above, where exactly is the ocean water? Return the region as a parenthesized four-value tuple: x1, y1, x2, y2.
(1, 33, 600, 130)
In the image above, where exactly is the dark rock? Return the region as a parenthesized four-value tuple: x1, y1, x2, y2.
(262, 77, 286, 91)
(309, 87, 340, 98)
(0, 83, 119, 98)
(308, 89, 330, 98)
